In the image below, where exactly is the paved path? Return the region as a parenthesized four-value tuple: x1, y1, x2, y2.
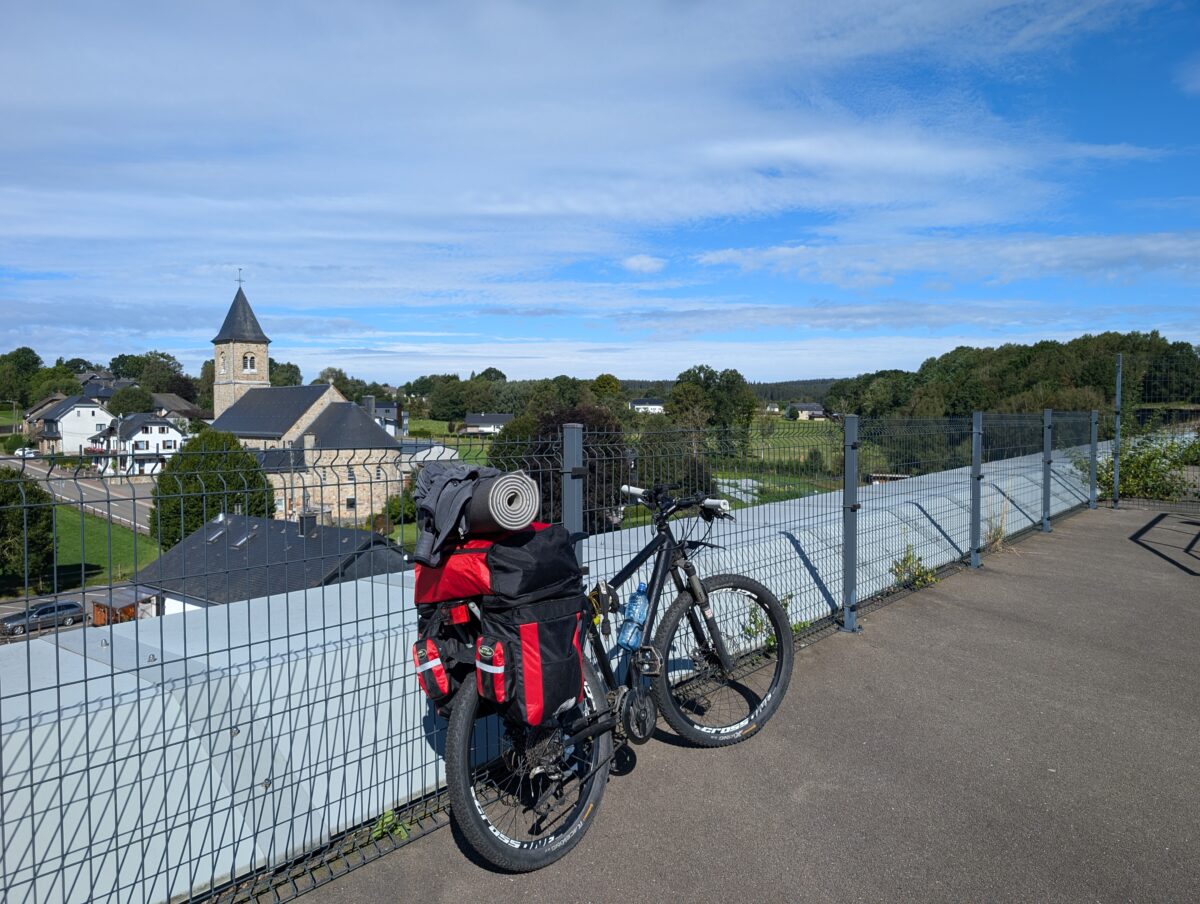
(2, 456, 152, 532)
(316, 508, 1200, 904)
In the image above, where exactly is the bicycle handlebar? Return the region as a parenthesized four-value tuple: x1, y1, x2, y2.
(620, 484, 731, 517)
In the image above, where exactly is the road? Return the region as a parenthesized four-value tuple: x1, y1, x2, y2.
(2, 455, 153, 533)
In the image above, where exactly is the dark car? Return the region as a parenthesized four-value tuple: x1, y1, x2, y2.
(1, 601, 85, 636)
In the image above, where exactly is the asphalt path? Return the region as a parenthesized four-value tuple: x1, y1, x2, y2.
(2, 455, 152, 532)
(317, 508, 1200, 904)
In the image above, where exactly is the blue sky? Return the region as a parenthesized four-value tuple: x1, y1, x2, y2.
(1, 1, 1198, 383)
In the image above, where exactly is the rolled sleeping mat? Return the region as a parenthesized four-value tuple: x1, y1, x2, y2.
(467, 471, 541, 534)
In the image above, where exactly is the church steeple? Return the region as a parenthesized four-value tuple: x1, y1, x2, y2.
(212, 287, 270, 418)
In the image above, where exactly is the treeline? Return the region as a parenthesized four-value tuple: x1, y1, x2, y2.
(622, 377, 834, 404)
(825, 332, 1200, 418)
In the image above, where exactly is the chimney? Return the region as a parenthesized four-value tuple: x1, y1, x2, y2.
(363, 395, 375, 419)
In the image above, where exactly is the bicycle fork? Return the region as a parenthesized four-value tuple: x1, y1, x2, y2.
(677, 558, 736, 676)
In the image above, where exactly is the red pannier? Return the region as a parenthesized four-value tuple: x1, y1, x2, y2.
(411, 602, 477, 715)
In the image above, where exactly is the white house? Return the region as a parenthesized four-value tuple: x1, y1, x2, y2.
(30, 396, 112, 456)
(90, 412, 186, 476)
(629, 398, 665, 415)
(461, 412, 514, 435)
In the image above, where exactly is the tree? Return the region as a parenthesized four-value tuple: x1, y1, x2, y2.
(136, 351, 185, 394)
(197, 360, 214, 413)
(314, 367, 366, 402)
(0, 347, 44, 405)
(0, 467, 55, 589)
(108, 386, 155, 418)
(269, 359, 303, 387)
(149, 430, 275, 549)
(59, 357, 96, 373)
(429, 377, 466, 421)
(476, 367, 507, 383)
(28, 365, 79, 402)
(108, 353, 145, 379)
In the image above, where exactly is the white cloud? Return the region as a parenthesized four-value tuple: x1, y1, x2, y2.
(698, 232, 1200, 287)
(1179, 56, 1200, 95)
(622, 255, 667, 274)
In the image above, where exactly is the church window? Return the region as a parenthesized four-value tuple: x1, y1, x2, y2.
(242, 353, 257, 373)
(219, 351, 226, 374)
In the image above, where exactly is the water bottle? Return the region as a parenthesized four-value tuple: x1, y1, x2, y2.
(617, 582, 650, 651)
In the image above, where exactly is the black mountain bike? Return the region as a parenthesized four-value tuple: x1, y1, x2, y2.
(444, 484, 795, 871)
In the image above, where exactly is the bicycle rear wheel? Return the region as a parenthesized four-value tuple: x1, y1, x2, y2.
(652, 573, 793, 747)
(445, 658, 611, 871)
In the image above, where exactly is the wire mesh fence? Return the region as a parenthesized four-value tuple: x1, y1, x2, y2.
(1111, 351, 1200, 512)
(0, 411, 1101, 903)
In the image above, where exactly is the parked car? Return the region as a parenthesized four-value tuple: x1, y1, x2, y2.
(15, 447, 37, 458)
(1, 601, 85, 636)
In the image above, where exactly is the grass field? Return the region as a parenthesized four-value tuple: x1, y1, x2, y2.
(0, 407, 21, 427)
(52, 509, 160, 589)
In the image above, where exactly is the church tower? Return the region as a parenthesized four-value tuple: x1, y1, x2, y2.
(212, 287, 270, 418)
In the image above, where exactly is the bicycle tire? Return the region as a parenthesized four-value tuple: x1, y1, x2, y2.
(652, 573, 793, 747)
(445, 657, 611, 871)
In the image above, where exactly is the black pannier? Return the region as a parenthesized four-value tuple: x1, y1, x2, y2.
(475, 594, 588, 726)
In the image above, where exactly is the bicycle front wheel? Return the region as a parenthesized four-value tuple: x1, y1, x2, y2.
(445, 658, 611, 871)
(652, 573, 793, 747)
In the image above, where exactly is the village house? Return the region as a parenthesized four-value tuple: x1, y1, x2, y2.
(460, 412, 514, 435)
(27, 396, 112, 456)
(628, 398, 665, 415)
(206, 288, 455, 523)
(89, 412, 186, 476)
(793, 402, 827, 420)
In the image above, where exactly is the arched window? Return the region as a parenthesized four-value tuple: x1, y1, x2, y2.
(242, 353, 256, 373)
(219, 351, 226, 374)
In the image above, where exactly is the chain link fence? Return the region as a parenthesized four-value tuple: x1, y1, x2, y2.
(0, 411, 1100, 903)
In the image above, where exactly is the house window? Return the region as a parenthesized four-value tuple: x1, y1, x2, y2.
(346, 466, 355, 483)
(158, 426, 167, 434)
(375, 465, 383, 480)
(162, 441, 175, 451)
(345, 497, 356, 511)
(134, 441, 148, 451)
(242, 353, 257, 373)
(143, 426, 151, 434)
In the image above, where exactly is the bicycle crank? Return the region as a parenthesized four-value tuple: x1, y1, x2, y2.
(620, 686, 657, 745)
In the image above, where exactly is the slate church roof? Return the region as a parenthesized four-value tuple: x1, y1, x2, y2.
(212, 288, 270, 344)
(210, 384, 332, 438)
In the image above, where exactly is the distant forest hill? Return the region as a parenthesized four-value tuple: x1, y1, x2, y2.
(622, 378, 835, 403)
(824, 331, 1200, 418)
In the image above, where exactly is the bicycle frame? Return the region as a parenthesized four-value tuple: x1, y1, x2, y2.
(583, 517, 735, 700)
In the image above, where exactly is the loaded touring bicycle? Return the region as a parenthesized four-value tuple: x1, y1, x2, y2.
(411, 467, 794, 871)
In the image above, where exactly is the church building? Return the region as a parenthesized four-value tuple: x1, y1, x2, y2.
(207, 288, 454, 524)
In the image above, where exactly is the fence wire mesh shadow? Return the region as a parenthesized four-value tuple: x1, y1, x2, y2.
(0, 413, 1101, 903)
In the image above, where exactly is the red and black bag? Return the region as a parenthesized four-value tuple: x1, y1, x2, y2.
(411, 602, 477, 715)
(414, 523, 587, 725)
(475, 594, 587, 726)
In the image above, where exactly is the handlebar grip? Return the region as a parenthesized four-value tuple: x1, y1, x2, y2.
(620, 485, 646, 500)
(702, 498, 731, 514)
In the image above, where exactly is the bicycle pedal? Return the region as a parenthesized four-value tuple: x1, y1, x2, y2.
(633, 645, 662, 677)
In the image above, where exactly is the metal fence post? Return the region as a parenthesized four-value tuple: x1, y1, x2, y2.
(1113, 353, 1122, 509)
(1089, 410, 1099, 510)
(562, 422, 584, 563)
(1042, 408, 1052, 533)
(970, 410, 982, 568)
(840, 415, 861, 633)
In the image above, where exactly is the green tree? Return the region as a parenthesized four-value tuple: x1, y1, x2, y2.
(0, 347, 44, 405)
(269, 359, 303, 387)
(149, 430, 275, 549)
(0, 467, 55, 589)
(59, 357, 96, 373)
(136, 351, 185, 394)
(197, 360, 214, 413)
(476, 367, 507, 382)
(108, 386, 155, 418)
(429, 377, 466, 420)
(28, 365, 80, 402)
(314, 366, 366, 401)
(108, 353, 145, 379)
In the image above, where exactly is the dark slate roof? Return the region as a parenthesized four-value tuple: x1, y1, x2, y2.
(133, 514, 407, 606)
(307, 402, 401, 449)
(795, 402, 825, 412)
(90, 412, 180, 442)
(41, 395, 108, 422)
(210, 385, 332, 438)
(151, 392, 207, 419)
(630, 398, 665, 406)
(256, 448, 306, 473)
(463, 412, 514, 428)
(212, 288, 270, 344)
